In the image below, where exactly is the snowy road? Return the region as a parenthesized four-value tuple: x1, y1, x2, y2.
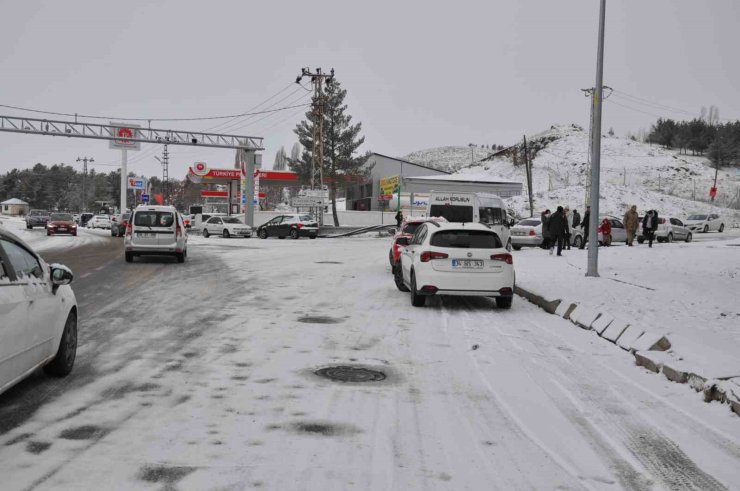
(1, 235, 739, 490)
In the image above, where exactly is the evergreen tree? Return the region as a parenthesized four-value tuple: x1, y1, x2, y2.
(288, 79, 368, 225)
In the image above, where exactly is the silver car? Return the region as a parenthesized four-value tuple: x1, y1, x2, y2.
(510, 218, 543, 250)
(124, 205, 188, 263)
(684, 213, 725, 233)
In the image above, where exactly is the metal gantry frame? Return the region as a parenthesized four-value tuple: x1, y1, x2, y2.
(0, 115, 264, 150)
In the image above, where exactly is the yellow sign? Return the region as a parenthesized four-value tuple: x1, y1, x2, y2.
(379, 175, 400, 195)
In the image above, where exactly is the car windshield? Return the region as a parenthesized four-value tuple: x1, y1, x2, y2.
(134, 211, 174, 227)
(687, 214, 707, 220)
(429, 204, 474, 223)
(30, 210, 48, 215)
(50, 213, 73, 221)
(517, 219, 540, 227)
(96, 216, 109, 220)
(430, 230, 502, 248)
(222, 217, 242, 224)
(299, 215, 313, 221)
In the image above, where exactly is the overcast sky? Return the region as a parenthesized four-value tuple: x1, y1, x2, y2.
(1, 0, 738, 179)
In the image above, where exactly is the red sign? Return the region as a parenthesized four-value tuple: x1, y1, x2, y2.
(378, 194, 394, 201)
(201, 190, 229, 198)
(255, 170, 299, 182)
(709, 186, 717, 199)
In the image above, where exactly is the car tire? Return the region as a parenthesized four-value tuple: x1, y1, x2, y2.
(389, 249, 395, 267)
(125, 252, 133, 263)
(47, 231, 51, 236)
(667, 233, 673, 243)
(495, 296, 513, 309)
(506, 239, 512, 251)
(203, 229, 210, 238)
(657, 237, 664, 243)
(637, 237, 644, 244)
(573, 236, 583, 248)
(278, 236, 285, 240)
(512, 245, 522, 251)
(223, 229, 230, 239)
(685, 233, 692, 243)
(394, 265, 409, 292)
(259, 229, 268, 239)
(176, 252, 185, 263)
(410, 273, 425, 307)
(719, 224, 724, 233)
(703, 225, 708, 233)
(43, 311, 77, 377)
(290, 228, 299, 240)
(310, 234, 317, 239)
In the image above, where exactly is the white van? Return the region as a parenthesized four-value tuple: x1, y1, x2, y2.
(124, 205, 188, 263)
(426, 191, 512, 250)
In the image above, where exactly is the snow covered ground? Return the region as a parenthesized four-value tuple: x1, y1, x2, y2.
(1, 235, 739, 490)
(0, 215, 110, 252)
(403, 145, 492, 172)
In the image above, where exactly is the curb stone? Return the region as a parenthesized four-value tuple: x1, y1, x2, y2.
(514, 286, 561, 314)
(617, 325, 646, 351)
(601, 318, 630, 343)
(631, 331, 671, 352)
(569, 305, 601, 330)
(591, 314, 614, 335)
(555, 299, 576, 319)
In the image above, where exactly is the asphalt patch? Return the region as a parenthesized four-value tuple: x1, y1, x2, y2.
(138, 464, 196, 484)
(290, 421, 361, 437)
(315, 365, 386, 383)
(59, 425, 109, 441)
(26, 441, 52, 454)
(297, 316, 344, 324)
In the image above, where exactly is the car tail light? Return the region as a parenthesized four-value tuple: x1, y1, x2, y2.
(491, 253, 513, 264)
(420, 285, 438, 294)
(176, 220, 183, 238)
(125, 222, 132, 237)
(499, 287, 513, 295)
(659, 218, 666, 224)
(296, 223, 303, 228)
(420, 251, 448, 262)
(528, 229, 536, 236)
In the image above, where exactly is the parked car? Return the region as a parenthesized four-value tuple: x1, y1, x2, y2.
(89, 215, 111, 229)
(510, 218, 543, 250)
(388, 217, 446, 267)
(79, 213, 94, 228)
(256, 214, 319, 239)
(124, 205, 187, 263)
(637, 216, 692, 244)
(72, 214, 80, 224)
(46, 213, 78, 236)
(25, 209, 50, 229)
(0, 226, 78, 396)
(684, 213, 724, 233)
(598, 217, 627, 246)
(202, 216, 252, 238)
(394, 222, 515, 309)
(111, 212, 132, 237)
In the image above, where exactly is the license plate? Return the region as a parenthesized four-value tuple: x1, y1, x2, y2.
(512, 231, 525, 236)
(58, 228, 66, 231)
(137, 233, 155, 238)
(452, 259, 483, 269)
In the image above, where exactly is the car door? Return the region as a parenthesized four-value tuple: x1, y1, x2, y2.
(270, 216, 286, 236)
(610, 219, 626, 243)
(670, 218, 684, 240)
(206, 217, 221, 235)
(710, 214, 719, 231)
(402, 224, 427, 283)
(0, 243, 31, 390)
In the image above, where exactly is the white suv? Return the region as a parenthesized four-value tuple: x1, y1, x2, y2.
(685, 213, 725, 233)
(394, 222, 515, 309)
(124, 205, 188, 263)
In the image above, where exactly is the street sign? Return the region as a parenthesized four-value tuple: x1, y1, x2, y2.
(292, 196, 324, 207)
(710, 186, 718, 199)
(109, 122, 142, 151)
(141, 194, 150, 203)
(192, 162, 208, 176)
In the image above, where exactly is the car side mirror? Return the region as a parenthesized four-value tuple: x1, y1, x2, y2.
(50, 263, 74, 293)
(397, 237, 410, 246)
(509, 219, 515, 227)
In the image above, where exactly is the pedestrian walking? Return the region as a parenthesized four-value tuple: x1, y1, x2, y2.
(563, 206, 572, 250)
(541, 209, 552, 249)
(395, 210, 403, 228)
(579, 205, 591, 249)
(599, 217, 612, 246)
(572, 209, 581, 229)
(623, 205, 639, 246)
(548, 206, 568, 256)
(642, 209, 659, 248)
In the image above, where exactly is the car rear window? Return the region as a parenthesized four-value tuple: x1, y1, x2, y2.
(429, 204, 474, 223)
(403, 222, 422, 235)
(431, 230, 502, 249)
(517, 219, 540, 226)
(134, 211, 174, 227)
(50, 213, 73, 221)
(299, 215, 313, 221)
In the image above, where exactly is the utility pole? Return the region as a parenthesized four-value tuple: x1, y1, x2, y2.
(296, 67, 335, 225)
(523, 135, 534, 217)
(155, 144, 170, 205)
(76, 156, 94, 211)
(587, 0, 606, 278)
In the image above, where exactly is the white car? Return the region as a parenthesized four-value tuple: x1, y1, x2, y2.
(510, 218, 543, 250)
(202, 216, 252, 238)
(124, 205, 188, 263)
(685, 213, 725, 233)
(89, 215, 111, 229)
(394, 222, 515, 309)
(0, 226, 78, 396)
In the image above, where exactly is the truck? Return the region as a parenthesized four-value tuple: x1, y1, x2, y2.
(426, 191, 512, 250)
(25, 209, 50, 229)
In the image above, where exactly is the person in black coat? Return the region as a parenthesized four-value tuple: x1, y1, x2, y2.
(395, 210, 403, 228)
(642, 209, 659, 248)
(579, 206, 590, 249)
(548, 206, 568, 256)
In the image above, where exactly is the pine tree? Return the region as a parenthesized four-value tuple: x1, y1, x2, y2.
(288, 79, 367, 226)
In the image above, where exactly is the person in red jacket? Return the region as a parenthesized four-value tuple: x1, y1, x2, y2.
(599, 217, 612, 246)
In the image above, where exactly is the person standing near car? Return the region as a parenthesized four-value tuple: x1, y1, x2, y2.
(563, 206, 572, 250)
(395, 210, 403, 228)
(548, 206, 568, 256)
(642, 209, 659, 248)
(599, 217, 612, 246)
(623, 205, 639, 246)
(541, 209, 552, 249)
(579, 206, 591, 249)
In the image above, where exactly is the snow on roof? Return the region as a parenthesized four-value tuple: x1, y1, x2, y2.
(1, 198, 29, 205)
(404, 174, 520, 185)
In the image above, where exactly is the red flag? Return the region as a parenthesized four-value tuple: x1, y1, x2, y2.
(154, 194, 164, 205)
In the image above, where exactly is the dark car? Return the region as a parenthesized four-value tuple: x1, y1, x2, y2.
(256, 214, 318, 239)
(79, 213, 94, 228)
(111, 212, 132, 237)
(26, 209, 50, 229)
(46, 213, 78, 236)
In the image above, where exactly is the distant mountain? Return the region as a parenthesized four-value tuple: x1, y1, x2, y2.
(402, 146, 493, 172)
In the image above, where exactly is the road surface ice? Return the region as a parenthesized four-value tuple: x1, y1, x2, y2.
(1, 234, 739, 490)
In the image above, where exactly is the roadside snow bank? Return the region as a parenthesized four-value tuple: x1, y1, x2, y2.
(0, 215, 110, 252)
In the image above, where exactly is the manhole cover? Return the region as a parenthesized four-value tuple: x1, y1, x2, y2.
(315, 366, 386, 383)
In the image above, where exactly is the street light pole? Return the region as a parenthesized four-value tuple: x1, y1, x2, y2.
(586, 0, 606, 278)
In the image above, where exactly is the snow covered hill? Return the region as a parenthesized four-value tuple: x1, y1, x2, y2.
(451, 125, 740, 221)
(402, 146, 492, 172)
